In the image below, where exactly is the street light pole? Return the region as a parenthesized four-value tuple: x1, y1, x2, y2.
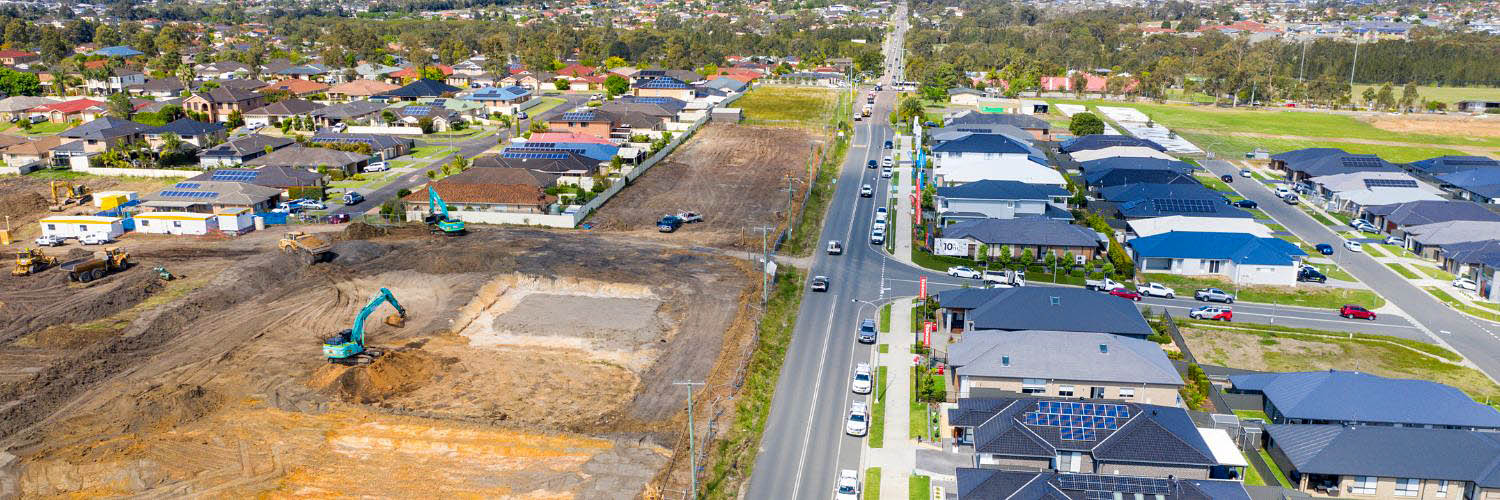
(673, 380, 706, 500)
(753, 226, 775, 304)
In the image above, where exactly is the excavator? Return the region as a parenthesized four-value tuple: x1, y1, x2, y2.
(322, 287, 407, 365)
(12, 248, 58, 276)
(423, 185, 465, 236)
(47, 181, 90, 212)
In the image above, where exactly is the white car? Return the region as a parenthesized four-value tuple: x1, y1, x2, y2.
(80, 233, 111, 245)
(1454, 277, 1479, 291)
(1240, 169, 1252, 178)
(881, 156, 893, 167)
(948, 266, 981, 279)
(1274, 185, 1292, 198)
(33, 235, 64, 247)
(1139, 282, 1176, 299)
(874, 210, 888, 224)
(298, 200, 328, 210)
(835, 470, 861, 500)
(1344, 240, 1363, 252)
(364, 162, 389, 172)
(851, 363, 873, 394)
(845, 401, 869, 436)
(880, 166, 892, 178)
(870, 228, 885, 245)
(827, 240, 843, 255)
(860, 184, 873, 197)
(1385, 236, 1405, 246)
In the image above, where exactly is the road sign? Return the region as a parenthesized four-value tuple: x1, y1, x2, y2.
(919, 276, 927, 299)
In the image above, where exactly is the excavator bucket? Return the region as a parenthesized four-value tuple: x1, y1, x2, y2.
(384, 314, 405, 328)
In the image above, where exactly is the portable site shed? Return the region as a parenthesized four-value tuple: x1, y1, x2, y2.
(216, 207, 254, 234)
(38, 215, 125, 241)
(135, 211, 219, 235)
(93, 190, 138, 210)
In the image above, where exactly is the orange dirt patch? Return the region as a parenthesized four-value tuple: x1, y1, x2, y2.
(1364, 114, 1500, 141)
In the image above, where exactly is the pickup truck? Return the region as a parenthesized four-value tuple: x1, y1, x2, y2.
(1139, 282, 1176, 299)
(60, 247, 129, 283)
(33, 235, 64, 247)
(1085, 277, 1123, 291)
(983, 269, 1025, 287)
(1194, 287, 1235, 303)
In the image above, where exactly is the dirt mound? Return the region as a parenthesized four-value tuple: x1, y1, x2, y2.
(329, 240, 388, 265)
(0, 191, 46, 216)
(307, 350, 440, 403)
(341, 222, 389, 240)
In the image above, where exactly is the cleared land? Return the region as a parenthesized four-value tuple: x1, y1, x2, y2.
(0, 223, 758, 498)
(0, 175, 176, 242)
(591, 124, 819, 250)
(737, 86, 840, 129)
(1140, 273, 1385, 309)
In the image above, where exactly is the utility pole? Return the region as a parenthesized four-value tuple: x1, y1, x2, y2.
(1298, 39, 1309, 81)
(673, 381, 706, 500)
(753, 226, 775, 304)
(1349, 40, 1360, 87)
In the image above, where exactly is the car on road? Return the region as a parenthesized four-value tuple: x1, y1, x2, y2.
(867, 159, 877, 169)
(836, 470, 861, 500)
(1298, 266, 1328, 283)
(364, 162, 389, 172)
(874, 209, 888, 225)
(845, 401, 869, 437)
(342, 192, 365, 205)
(881, 166, 892, 178)
(827, 240, 843, 255)
(1189, 305, 1233, 321)
(80, 233, 111, 245)
(1316, 243, 1335, 255)
(881, 156, 893, 167)
(1085, 276, 1124, 292)
(1454, 277, 1478, 291)
(851, 363, 873, 394)
(857, 318, 877, 343)
(297, 200, 327, 210)
(1108, 287, 1143, 301)
(677, 211, 703, 223)
(1240, 169, 1252, 177)
(1232, 199, 1258, 209)
(947, 266, 981, 279)
(870, 227, 884, 245)
(515, 111, 528, 120)
(810, 275, 829, 292)
(1385, 236, 1405, 246)
(1340, 304, 1377, 320)
(1282, 194, 1299, 205)
(1139, 282, 1176, 299)
(1220, 174, 1233, 183)
(34, 235, 64, 247)
(860, 184, 873, 197)
(1274, 185, 1292, 198)
(656, 215, 684, 232)
(1343, 240, 1363, 252)
(883, 140, 893, 149)
(1194, 288, 1235, 303)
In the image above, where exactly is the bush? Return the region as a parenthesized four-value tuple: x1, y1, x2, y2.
(396, 188, 412, 198)
(288, 186, 325, 201)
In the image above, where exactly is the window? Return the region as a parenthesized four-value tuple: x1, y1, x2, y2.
(45, 224, 55, 230)
(1054, 451, 1081, 472)
(1350, 476, 1377, 495)
(1394, 478, 1419, 497)
(1021, 379, 1045, 394)
(1057, 385, 1075, 397)
(1119, 388, 1136, 399)
(1436, 480, 1448, 497)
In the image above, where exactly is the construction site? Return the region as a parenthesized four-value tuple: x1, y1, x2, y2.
(0, 220, 760, 498)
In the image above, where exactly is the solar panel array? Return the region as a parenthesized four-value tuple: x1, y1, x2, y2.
(501, 151, 569, 160)
(159, 190, 220, 199)
(175, 182, 200, 189)
(1446, 158, 1499, 167)
(1022, 401, 1130, 441)
(1058, 474, 1171, 499)
(640, 78, 690, 89)
(633, 97, 675, 104)
(561, 111, 597, 121)
(211, 170, 260, 182)
(1341, 157, 1385, 168)
(403, 106, 431, 115)
(1364, 178, 1418, 189)
(1150, 198, 1217, 213)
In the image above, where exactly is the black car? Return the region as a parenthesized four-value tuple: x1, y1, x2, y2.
(656, 215, 684, 233)
(1220, 174, 1234, 183)
(1233, 199, 1258, 208)
(883, 140, 893, 149)
(1298, 267, 1328, 283)
(867, 159, 877, 168)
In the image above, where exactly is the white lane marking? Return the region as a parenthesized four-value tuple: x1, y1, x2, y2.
(789, 298, 842, 500)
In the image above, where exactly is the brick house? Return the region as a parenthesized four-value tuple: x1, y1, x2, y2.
(183, 87, 267, 123)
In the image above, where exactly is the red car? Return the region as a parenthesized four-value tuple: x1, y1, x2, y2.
(1340, 304, 1377, 320)
(1109, 287, 1143, 301)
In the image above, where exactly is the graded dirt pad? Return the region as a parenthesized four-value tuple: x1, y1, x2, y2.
(1365, 113, 1500, 140)
(0, 176, 175, 241)
(590, 124, 819, 250)
(0, 227, 752, 498)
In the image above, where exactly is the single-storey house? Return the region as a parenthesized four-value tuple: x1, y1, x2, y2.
(243, 99, 326, 128)
(138, 180, 283, 213)
(31, 98, 107, 123)
(948, 330, 1183, 405)
(1271, 148, 1399, 183)
(1068, 145, 1177, 163)
(198, 134, 295, 168)
(58, 117, 151, 153)
(325, 79, 401, 101)
(1264, 424, 1500, 498)
(1129, 231, 1307, 286)
(0, 96, 57, 120)
(1307, 170, 1444, 213)
(1230, 370, 1500, 430)
(1363, 199, 1500, 236)
(935, 287, 1155, 338)
(243, 146, 370, 175)
(1127, 215, 1273, 239)
(1436, 166, 1500, 204)
(1058, 135, 1166, 154)
(472, 150, 602, 190)
(631, 76, 695, 101)
(258, 78, 330, 98)
(85, 67, 145, 95)
(309, 132, 414, 161)
(133, 77, 186, 98)
(2, 136, 63, 167)
(956, 469, 1250, 500)
(375, 79, 461, 102)
(401, 170, 556, 217)
(1401, 220, 1500, 259)
(934, 218, 1101, 261)
(309, 100, 387, 127)
(463, 85, 532, 115)
(193, 165, 325, 194)
(943, 110, 1051, 141)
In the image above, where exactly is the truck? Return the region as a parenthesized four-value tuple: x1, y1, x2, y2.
(60, 247, 129, 283)
(1138, 282, 1177, 299)
(1085, 276, 1124, 291)
(983, 269, 1026, 288)
(861, 104, 872, 117)
(1194, 287, 1235, 303)
(278, 231, 332, 265)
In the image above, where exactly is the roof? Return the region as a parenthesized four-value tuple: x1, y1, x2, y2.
(1128, 216, 1273, 238)
(1272, 148, 1398, 177)
(378, 79, 461, 98)
(1442, 240, 1500, 268)
(528, 132, 615, 145)
(389, 65, 453, 79)
(0, 49, 36, 58)
(243, 146, 368, 168)
(92, 46, 144, 57)
(1198, 428, 1248, 467)
(633, 77, 693, 90)
(1085, 169, 1200, 190)
(0, 96, 57, 113)
(1231, 370, 1500, 428)
(942, 217, 1099, 248)
(1265, 424, 1500, 486)
(949, 330, 1183, 386)
(1310, 170, 1434, 193)
(326, 79, 401, 97)
(144, 118, 225, 137)
(1059, 134, 1168, 154)
(1129, 231, 1306, 266)
(936, 180, 1068, 201)
(948, 396, 1217, 465)
(550, 109, 614, 123)
(1410, 155, 1500, 175)
(1438, 167, 1500, 199)
(957, 469, 1250, 500)
(935, 287, 1155, 337)
(403, 179, 554, 206)
(1080, 156, 1196, 177)
(138, 77, 185, 93)
(944, 110, 1049, 130)
(1100, 182, 1225, 204)
(930, 124, 1035, 146)
(309, 132, 414, 151)
(511, 141, 618, 162)
(473, 150, 600, 175)
(32, 98, 106, 114)
(703, 77, 747, 92)
(465, 85, 531, 101)
(244, 99, 325, 117)
(1378, 200, 1500, 226)
(931, 132, 1038, 156)
(190, 165, 322, 188)
(59, 117, 151, 140)
(2, 136, 62, 156)
(1069, 146, 1178, 163)
(1404, 220, 1500, 246)
(310, 100, 388, 120)
(191, 86, 263, 104)
(1116, 196, 1250, 220)
(207, 78, 268, 92)
(427, 166, 557, 188)
(139, 180, 282, 206)
(200, 134, 294, 158)
(260, 78, 330, 95)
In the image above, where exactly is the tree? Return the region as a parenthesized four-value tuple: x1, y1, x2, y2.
(0, 68, 41, 97)
(1361, 87, 1378, 108)
(553, 78, 571, 91)
(1070, 72, 1089, 98)
(1400, 82, 1420, 111)
(529, 120, 549, 133)
(896, 95, 925, 125)
(107, 92, 133, 118)
(160, 132, 182, 154)
(602, 56, 627, 69)
(226, 109, 244, 128)
(976, 244, 990, 267)
(1020, 248, 1035, 266)
(1068, 112, 1105, 136)
(1375, 83, 1396, 111)
(417, 116, 435, 134)
(449, 154, 470, 173)
(419, 66, 446, 81)
(381, 110, 396, 124)
(604, 74, 629, 97)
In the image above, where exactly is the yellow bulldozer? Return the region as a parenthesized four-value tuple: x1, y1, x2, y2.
(47, 181, 91, 212)
(12, 248, 58, 276)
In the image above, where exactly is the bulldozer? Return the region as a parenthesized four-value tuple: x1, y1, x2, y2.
(12, 248, 58, 276)
(278, 231, 332, 265)
(47, 181, 91, 212)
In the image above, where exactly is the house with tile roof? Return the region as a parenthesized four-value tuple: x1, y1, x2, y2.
(934, 287, 1155, 338)
(0, 49, 38, 66)
(1128, 231, 1307, 286)
(259, 78, 330, 98)
(183, 86, 267, 123)
(242, 99, 326, 128)
(471, 150, 603, 189)
(944, 110, 1052, 140)
(387, 65, 453, 84)
(1264, 424, 1500, 497)
(956, 469, 1250, 500)
(310, 132, 414, 161)
(58, 117, 151, 153)
(2, 136, 65, 167)
(401, 169, 556, 217)
(309, 100, 388, 128)
(30, 98, 108, 123)
(375, 79, 461, 102)
(949, 330, 1183, 405)
(0, 96, 57, 120)
(325, 79, 401, 101)
(189, 165, 324, 192)
(1231, 370, 1500, 430)
(85, 67, 145, 95)
(138, 180, 283, 213)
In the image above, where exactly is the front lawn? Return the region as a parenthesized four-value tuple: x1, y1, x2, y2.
(1426, 287, 1500, 323)
(1193, 173, 1235, 193)
(909, 475, 930, 500)
(21, 120, 74, 135)
(408, 145, 458, 159)
(1311, 263, 1356, 282)
(1140, 273, 1386, 309)
(1385, 263, 1421, 279)
(1304, 210, 1335, 226)
(1418, 266, 1455, 281)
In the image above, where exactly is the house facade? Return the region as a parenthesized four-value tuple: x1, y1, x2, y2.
(1129, 231, 1306, 286)
(183, 87, 267, 123)
(948, 330, 1183, 406)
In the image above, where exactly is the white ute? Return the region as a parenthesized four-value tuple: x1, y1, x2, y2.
(1139, 282, 1176, 299)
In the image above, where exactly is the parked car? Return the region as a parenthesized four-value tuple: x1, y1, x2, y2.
(869, 227, 884, 245)
(1189, 305, 1233, 321)
(1274, 185, 1292, 198)
(271, 202, 301, 214)
(1339, 304, 1377, 320)
(857, 318, 877, 343)
(80, 233, 111, 245)
(881, 156, 893, 167)
(364, 162, 389, 172)
(1232, 199, 1258, 209)
(1352, 220, 1378, 233)
(883, 140, 893, 149)
(1194, 288, 1235, 303)
(1139, 282, 1177, 299)
(947, 266, 981, 279)
(1220, 174, 1233, 183)
(845, 401, 869, 436)
(881, 166, 892, 178)
(1085, 276, 1123, 291)
(1453, 277, 1479, 291)
(1316, 243, 1335, 255)
(342, 192, 365, 205)
(810, 275, 829, 292)
(835, 470, 861, 500)
(515, 111, 528, 120)
(656, 215, 684, 232)
(1109, 287, 1143, 301)
(28, 115, 45, 124)
(677, 211, 703, 223)
(328, 213, 350, 224)
(1343, 240, 1363, 252)
(852, 363, 873, 394)
(297, 200, 327, 210)
(874, 208, 888, 224)
(827, 240, 843, 255)
(1298, 266, 1328, 283)
(1240, 169, 1252, 178)
(867, 159, 877, 169)
(860, 184, 873, 197)
(1384, 236, 1405, 246)
(33, 235, 64, 247)
(1282, 194, 1299, 205)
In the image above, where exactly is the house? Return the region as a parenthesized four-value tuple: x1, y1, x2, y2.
(195, 61, 251, 80)
(947, 330, 1183, 404)
(138, 180, 283, 213)
(1081, 158, 1198, 188)
(1457, 100, 1500, 114)
(1129, 231, 1307, 286)
(242, 99, 325, 128)
(956, 469, 1251, 500)
(702, 76, 748, 93)
(85, 67, 145, 95)
(1264, 424, 1500, 498)
(198, 134, 295, 167)
(0, 96, 57, 120)
(1109, 185, 1250, 220)
(934, 287, 1155, 338)
(243, 146, 370, 175)
(934, 180, 1071, 224)
(508, 139, 618, 163)
(631, 76, 695, 101)
(1270, 148, 1399, 183)
(546, 109, 617, 140)
(1401, 220, 1500, 259)
(463, 85, 532, 115)
(1439, 240, 1500, 301)
(58, 117, 151, 153)
(192, 165, 325, 193)
(353, 62, 402, 81)
(0, 49, 39, 66)
(92, 46, 145, 58)
(1437, 166, 1500, 204)
(36, 215, 125, 241)
(391, 103, 462, 131)
(270, 64, 330, 81)
(934, 218, 1100, 261)
(401, 168, 556, 217)
(943, 110, 1051, 140)
(1127, 216, 1273, 239)
(325, 79, 400, 101)
(183, 87, 267, 123)
(1059, 135, 1167, 154)
(2, 136, 64, 167)
(142, 118, 227, 149)
(134, 77, 185, 98)
(930, 133, 1064, 187)
(1068, 146, 1178, 163)
(930, 124, 1036, 147)
(1307, 170, 1444, 213)
(259, 78, 330, 98)
(1409, 155, 1500, 176)
(1229, 370, 1500, 430)
(947, 396, 1219, 478)
(309, 100, 387, 127)
(30, 98, 107, 123)
(603, 97, 686, 122)
(472, 150, 602, 189)
(375, 79, 460, 102)
(387, 65, 453, 84)
(947, 87, 990, 106)
(134, 212, 219, 235)
(1364, 199, 1500, 235)
(309, 132, 414, 161)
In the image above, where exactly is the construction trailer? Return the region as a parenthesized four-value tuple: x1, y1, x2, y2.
(93, 190, 138, 211)
(216, 207, 254, 234)
(135, 212, 219, 235)
(37, 215, 125, 241)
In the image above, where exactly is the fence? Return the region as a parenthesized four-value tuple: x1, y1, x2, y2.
(70, 165, 198, 178)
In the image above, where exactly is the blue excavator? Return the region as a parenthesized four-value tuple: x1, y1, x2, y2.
(323, 287, 407, 365)
(424, 185, 466, 236)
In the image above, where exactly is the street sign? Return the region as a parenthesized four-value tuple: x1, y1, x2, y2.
(919, 276, 927, 299)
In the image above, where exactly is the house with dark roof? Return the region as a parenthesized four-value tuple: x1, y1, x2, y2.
(949, 330, 1182, 405)
(1400, 220, 1500, 259)
(1270, 148, 1398, 183)
(243, 146, 370, 175)
(1080, 156, 1196, 180)
(1364, 199, 1500, 235)
(930, 124, 1036, 147)
(947, 396, 1220, 478)
(183, 87, 267, 123)
(138, 180, 283, 213)
(391, 103, 463, 132)
(934, 287, 1154, 338)
(189, 165, 324, 193)
(1409, 155, 1500, 176)
(1436, 166, 1500, 204)
(930, 132, 1063, 187)
(1264, 424, 1500, 497)
(242, 99, 326, 128)
(132, 77, 185, 98)
(375, 79, 461, 102)
(471, 150, 602, 190)
(506, 140, 618, 163)
(631, 76, 695, 101)
(58, 117, 151, 153)
(198, 134, 295, 167)
(142, 118, 226, 149)
(310, 132, 414, 161)
(936, 218, 1101, 261)
(546, 109, 618, 140)
(1229, 370, 1500, 430)
(1059, 135, 1167, 154)
(935, 180, 1071, 225)
(1111, 186, 1250, 220)
(1086, 169, 1201, 191)
(1129, 231, 1306, 286)
(309, 100, 387, 127)
(943, 110, 1052, 140)
(259, 78, 330, 98)
(956, 469, 1251, 500)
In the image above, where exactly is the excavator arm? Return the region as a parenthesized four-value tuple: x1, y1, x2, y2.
(324, 287, 406, 363)
(426, 185, 466, 235)
(349, 287, 406, 349)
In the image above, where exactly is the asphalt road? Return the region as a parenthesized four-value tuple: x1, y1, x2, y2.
(1201, 160, 1500, 377)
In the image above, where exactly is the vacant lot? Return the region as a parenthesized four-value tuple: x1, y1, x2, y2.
(1139, 273, 1385, 309)
(1366, 113, 1500, 139)
(1352, 84, 1500, 104)
(737, 86, 840, 129)
(591, 124, 819, 250)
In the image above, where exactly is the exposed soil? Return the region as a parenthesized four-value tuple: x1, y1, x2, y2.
(591, 124, 818, 250)
(1365, 113, 1500, 140)
(0, 176, 175, 242)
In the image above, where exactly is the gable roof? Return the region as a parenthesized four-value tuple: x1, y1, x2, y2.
(309, 132, 414, 151)
(957, 469, 1249, 500)
(1080, 157, 1196, 177)
(1129, 231, 1306, 265)
(1273, 148, 1398, 177)
(936, 287, 1155, 337)
(243, 146, 368, 168)
(1437, 167, 1500, 199)
(471, 150, 600, 175)
(1115, 193, 1251, 219)
(936, 180, 1068, 201)
(326, 79, 401, 97)
(1377, 200, 1500, 226)
(1231, 370, 1500, 428)
(931, 132, 1039, 156)
(139, 180, 281, 206)
(429, 166, 557, 188)
(1085, 169, 1200, 190)
(200, 133, 295, 158)
(260, 78, 330, 95)
(244, 98, 325, 117)
(1404, 220, 1500, 246)
(1266, 424, 1500, 486)
(1128, 216, 1273, 239)
(59, 117, 150, 140)
(949, 330, 1182, 386)
(1410, 155, 1500, 175)
(951, 396, 1216, 465)
(1059, 134, 1168, 154)
(378, 79, 461, 98)
(189, 165, 322, 188)
(945, 110, 1050, 130)
(389, 65, 454, 79)
(191, 86, 263, 104)
(1100, 182, 1225, 204)
(310, 100, 388, 120)
(703, 76, 748, 92)
(32, 98, 106, 114)
(138, 77, 185, 93)
(92, 46, 143, 57)
(942, 217, 1099, 248)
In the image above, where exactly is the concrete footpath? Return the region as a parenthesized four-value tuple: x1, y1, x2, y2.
(865, 298, 922, 500)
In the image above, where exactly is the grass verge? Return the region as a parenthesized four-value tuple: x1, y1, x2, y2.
(869, 366, 888, 448)
(1259, 449, 1293, 488)
(1426, 287, 1500, 323)
(1233, 409, 1269, 421)
(880, 303, 891, 332)
(865, 468, 881, 500)
(1362, 244, 1386, 257)
(909, 370, 930, 442)
(1305, 210, 1335, 226)
(1385, 263, 1420, 279)
(1311, 263, 1356, 282)
(1379, 244, 1418, 258)
(909, 475, 930, 500)
(1175, 318, 1462, 362)
(782, 122, 850, 257)
(1241, 453, 1266, 486)
(1140, 273, 1385, 309)
(1418, 266, 1455, 281)
(700, 269, 804, 499)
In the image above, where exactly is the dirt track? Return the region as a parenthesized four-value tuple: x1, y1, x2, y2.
(0, 224, 755, 498)
(591, 124, 819, 250)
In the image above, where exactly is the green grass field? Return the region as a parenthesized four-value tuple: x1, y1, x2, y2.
(1311, 263, 1357, 282)
(1386, 263, 1421, 279)
(738, 86, 839, 128)
(1352, 84, 1500, 104)
(909, 475, 931, 500)
(1418, 266, 1456, 281)
(1141, 273, 1385, 309)
(865, 468, 881, 500)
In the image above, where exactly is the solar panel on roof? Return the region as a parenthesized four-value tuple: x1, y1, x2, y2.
(1058, 474, 1171, 495)
(175, 182, 200, 189)
(1150, 198, 1216, 213)
(561, 111, 596, 121)
(501, 151, 569, 160)
(1341, 157, 1384, 168)
(1447, 158, 1499, 166)
(1364, 178, 1419, 189)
